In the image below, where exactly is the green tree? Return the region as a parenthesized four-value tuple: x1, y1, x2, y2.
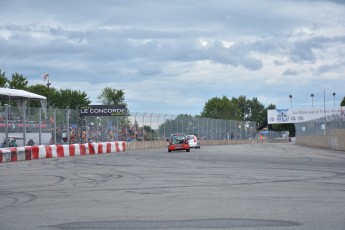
(201, 95, 265, 123)
(27, 84, 49, 97)
(201, 96, 224, 118)
(254, 103, 273, 130)
(341, 96, 345, 106)
(8, 73, 28, 89)
(97, 87, 131, 140)
(52, 88, 91, 109)
(234, 95, 249, 121)
(97, 87, 126, 105)
(0, 69, 8, 87)
(201, 96, 239, 120)
(26, 84, 52, 107)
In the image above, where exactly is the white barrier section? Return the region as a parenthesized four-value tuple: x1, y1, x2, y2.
(101, 142, 107, 153)
(110, 142, 116, 153)
(63, 145, 70, 156)
(83, 143, 89, 154)
(51, 145, 58, 158)
(38, 145, 47, 159)
(1, 149, 11, 162)
(92, 143, 99, 153)
(17, 147, 26, 161)
(118, 141, 124, 152)
(73, 144, 81, 156)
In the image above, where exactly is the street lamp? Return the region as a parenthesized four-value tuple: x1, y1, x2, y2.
(333, 92, 336, 107)
(311, 93, 314, 108)
(289, 95, 292, 109)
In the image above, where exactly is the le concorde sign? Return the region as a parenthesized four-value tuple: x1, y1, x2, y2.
(267, 107, 345, 124)
(79, 105, 127, 116)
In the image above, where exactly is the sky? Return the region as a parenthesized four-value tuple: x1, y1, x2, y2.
(1, 0, 345, 116)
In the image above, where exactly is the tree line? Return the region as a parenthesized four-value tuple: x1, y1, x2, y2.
(0, 70, 125, 109)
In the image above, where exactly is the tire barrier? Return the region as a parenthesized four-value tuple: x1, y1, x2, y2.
(0, 142, 126, 163)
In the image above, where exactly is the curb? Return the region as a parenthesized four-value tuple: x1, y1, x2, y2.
(0, 141, 126, 163)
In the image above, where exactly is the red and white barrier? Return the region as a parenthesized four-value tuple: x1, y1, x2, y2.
(0, 141, 126, 163)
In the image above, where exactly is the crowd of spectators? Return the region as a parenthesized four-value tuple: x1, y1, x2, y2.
(48, 124, 148, 144)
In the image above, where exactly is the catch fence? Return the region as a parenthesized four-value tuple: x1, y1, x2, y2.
(1, 105, 283, 147)
(295, 112, 345, 137)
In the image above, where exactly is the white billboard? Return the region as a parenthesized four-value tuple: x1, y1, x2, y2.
(267, 107, 345, 124)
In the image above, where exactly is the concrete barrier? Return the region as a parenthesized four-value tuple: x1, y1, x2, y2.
(0, 141, 126, 163)
(296, 131, 345, 151)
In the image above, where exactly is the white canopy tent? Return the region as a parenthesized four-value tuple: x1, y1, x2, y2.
(0, 88, 47, 114)
(0, 88, 47, 147)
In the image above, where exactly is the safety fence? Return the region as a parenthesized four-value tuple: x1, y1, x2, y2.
(295, 113, 345, 136)
(295, 112, 345, 151)
(0, 105, 285, 147)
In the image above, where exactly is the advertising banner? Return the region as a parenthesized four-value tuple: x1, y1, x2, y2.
(79, 105, 127, 117)
(267, 107, 345, 124)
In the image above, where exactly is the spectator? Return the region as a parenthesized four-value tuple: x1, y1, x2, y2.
(27, 139, 35, 146)
(9, 138, 18, 147)
(1, 138, 9, 148)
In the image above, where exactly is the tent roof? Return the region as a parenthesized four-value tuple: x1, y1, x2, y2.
(0, 88, 46, 100)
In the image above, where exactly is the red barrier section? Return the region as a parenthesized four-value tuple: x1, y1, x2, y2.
(80, 144, 87, 155)
(0, 141, 126, 163)
(98, 143, 103, 154)
(56, 145, 64, 158)
(122, 141, 126, 151)
(31, 146, 39, 159)
(115, 142, 120, 152)
(69, 144, 75, 156)
(106, 142, 111, 153)
(45, 146, 53, 158)
(88, 143, 95, 155)
(25, 147, 32, 160)
(10, 147, 18, 162)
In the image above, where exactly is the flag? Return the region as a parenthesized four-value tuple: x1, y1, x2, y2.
(44, 73, 49, 81)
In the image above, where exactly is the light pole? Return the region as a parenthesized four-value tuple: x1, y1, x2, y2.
(289, 95, 292, 109)
(333, 92, 336, 107)
(44, 73, 51, 106)
(311, 93, 314, 108)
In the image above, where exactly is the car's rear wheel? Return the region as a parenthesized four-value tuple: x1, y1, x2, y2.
(168, 149, 171, 152)
(186, 149, 190, 152)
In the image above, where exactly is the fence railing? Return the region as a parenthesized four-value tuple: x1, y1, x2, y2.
(0, 105, 285, 147)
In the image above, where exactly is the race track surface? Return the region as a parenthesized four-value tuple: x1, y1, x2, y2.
(1, 143, 345, 230)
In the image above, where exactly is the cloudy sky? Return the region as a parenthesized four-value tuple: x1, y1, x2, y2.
(1, 0, 344, 115)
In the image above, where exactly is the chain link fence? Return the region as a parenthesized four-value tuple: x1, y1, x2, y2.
(1, 105, 270, 147)
(295, 113, 345, 137)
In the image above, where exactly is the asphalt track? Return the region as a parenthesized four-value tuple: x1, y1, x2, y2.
(1, 143, 345, 230)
